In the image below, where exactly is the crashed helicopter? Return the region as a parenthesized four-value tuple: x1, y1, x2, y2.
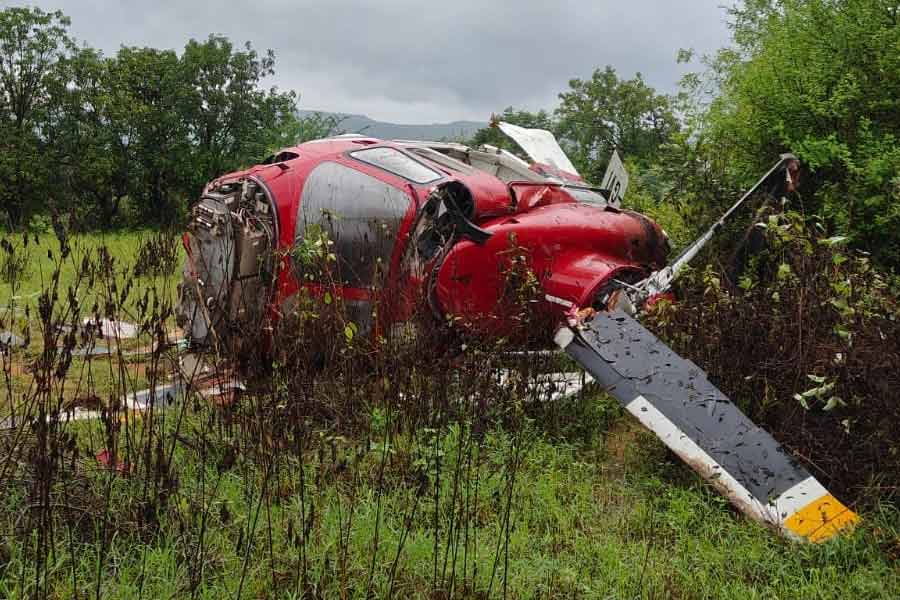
(176, 121, 858, 543)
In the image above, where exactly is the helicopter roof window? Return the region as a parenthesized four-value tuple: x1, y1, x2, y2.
(407, 146, 477, 176)
(349, 147, 442, 184)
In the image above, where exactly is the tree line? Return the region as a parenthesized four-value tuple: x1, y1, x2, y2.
(0, 7, 332, 228)
(3, 2, 898, 269)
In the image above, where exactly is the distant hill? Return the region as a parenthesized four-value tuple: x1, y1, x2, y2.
(299, 110, 486, 142)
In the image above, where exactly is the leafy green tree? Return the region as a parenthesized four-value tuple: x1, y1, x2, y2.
(555, 66, 679, 182)
(707, 0, 900, 266)
(51, 47, 132, 225)
(0, 7, 304, 227)
(0, 7, 73, 127)
(179, 35, 298, 194)
(271, 111, 342, 150)
(0, 7, 74, 226)
(106, 46, 189, 224)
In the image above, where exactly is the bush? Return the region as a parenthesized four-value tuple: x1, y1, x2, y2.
(644, 211, 900, 506)
(706, 0, 900, 268)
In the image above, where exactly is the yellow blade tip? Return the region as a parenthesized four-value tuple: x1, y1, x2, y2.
(784, 494, 860, 543)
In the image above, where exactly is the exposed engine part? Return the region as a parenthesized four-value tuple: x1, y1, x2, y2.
(177, 176, 277, 354)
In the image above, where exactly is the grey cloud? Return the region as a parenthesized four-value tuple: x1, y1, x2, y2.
(7, 0, 731, 122)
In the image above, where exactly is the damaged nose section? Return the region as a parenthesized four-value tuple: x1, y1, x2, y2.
(177, 177, 277, 355)
(557, 310, 859, 543)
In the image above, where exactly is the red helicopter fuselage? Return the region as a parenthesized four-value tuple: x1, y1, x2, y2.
(179, 135, 669, 345)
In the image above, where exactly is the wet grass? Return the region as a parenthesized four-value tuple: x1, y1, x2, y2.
(1, 228, 898, 599)
(2, 409, 898, 599)
(1, 229, 182, 417)
(0, 228, 183, 317)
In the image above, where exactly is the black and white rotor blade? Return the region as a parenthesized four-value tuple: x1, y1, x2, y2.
(555, 310, 858, 543)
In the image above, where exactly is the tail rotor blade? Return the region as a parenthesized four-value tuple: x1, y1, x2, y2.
(555, 310, 858, 542)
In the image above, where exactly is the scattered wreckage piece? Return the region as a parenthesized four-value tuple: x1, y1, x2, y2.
(496, 121, 580, 176)
(0, 380, 188, 428)
(95, 448, 131, 474)
(494, 369, 594, 404)
(197, 379, 246, 407)
(0, 330, 24, 352)
(556, 311, 858, 543)
(82, 318, 139, 339)
(0, 369, 243, 430)
(72, 344, 110, 357)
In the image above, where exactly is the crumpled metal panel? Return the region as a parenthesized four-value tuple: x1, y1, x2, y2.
(497, 121, 579, 175)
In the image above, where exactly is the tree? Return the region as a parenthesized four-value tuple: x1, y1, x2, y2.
(105, 46, 189, 224)
(0, 7, 73, 128)
(555, 66, 678, 182)
(0, 7, 74, 226)
(707, 0, 900, 266)
(0, 7, 306, 228)
(271, 111, 342, 150)
(179, 36, 298, 195)
(49, 47, 133, 225)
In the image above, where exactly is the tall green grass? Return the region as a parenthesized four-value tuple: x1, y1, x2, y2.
(0, 227, 897, 600)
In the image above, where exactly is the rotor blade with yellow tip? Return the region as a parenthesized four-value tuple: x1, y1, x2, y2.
(555, 310, 859, 542)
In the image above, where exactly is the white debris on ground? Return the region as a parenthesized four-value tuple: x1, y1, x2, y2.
(72, 344, 110, 357)
(2, 338, 580, 430)
(0, 380, 189, 429)
(0, 330, 24, 349)
(82, 318, 139, 338)
(496, 369, 594, 403)
(533, 371, 594, 402)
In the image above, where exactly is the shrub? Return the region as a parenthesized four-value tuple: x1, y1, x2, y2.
(645, 211, 900, 506)
(706, 0, 900, 268)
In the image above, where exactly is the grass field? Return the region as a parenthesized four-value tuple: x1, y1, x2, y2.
(1, 230, 898, 599)
(1, 228, 183, 315)
(2, 409, 899, 599)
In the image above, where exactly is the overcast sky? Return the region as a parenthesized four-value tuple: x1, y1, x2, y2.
(6, 1, 733, 123)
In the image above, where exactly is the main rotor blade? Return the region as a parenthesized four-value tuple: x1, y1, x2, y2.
(555, 310, 858, 543)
